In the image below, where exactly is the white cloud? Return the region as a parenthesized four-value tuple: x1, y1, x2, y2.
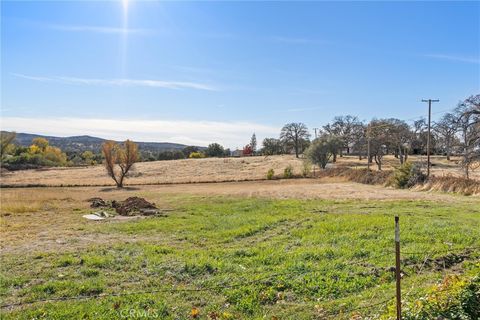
(12, 73, 217, 91)
(0, 117, 279, 149)
(423, 54, 480, 64)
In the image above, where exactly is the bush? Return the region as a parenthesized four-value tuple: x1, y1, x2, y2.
(393, 275, 480, 320)
(302, 161, 311, 177)
(391, 162, 426, 189)
(283, 165, 293, 179)
(266, 168, 275, 180)
(189, 152, 205, 159)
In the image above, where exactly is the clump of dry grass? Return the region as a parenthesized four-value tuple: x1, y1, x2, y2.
(316, 167, 393, 185)
(415, 175, 480, 196)
(317, 167, 480, 196)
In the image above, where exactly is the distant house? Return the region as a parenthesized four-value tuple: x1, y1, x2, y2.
(231, 149, 243, 157)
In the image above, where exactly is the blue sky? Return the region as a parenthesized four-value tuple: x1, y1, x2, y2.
(1, 1, 479, 148)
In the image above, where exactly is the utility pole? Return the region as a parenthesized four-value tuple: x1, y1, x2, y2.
(313, 128, 318, 139)
(421, 99, 439, 177)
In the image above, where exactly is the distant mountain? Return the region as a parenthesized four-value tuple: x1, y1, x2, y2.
(5, 132, 198, 154)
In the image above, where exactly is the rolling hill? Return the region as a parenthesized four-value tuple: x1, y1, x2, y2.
(4, 131, 198, 153)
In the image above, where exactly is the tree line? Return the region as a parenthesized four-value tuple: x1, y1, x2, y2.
(1, 94, 478, 185)
(260, 94, 479, 176)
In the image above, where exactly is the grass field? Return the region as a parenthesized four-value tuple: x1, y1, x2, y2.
(1, 185, 479, 319)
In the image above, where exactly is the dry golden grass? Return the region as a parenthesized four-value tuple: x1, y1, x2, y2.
(0, 155, 305, 187)
(415, 175, 480, 196)
(1, 154, 477, 188)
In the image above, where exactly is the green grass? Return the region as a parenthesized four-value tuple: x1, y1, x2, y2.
(1, 195, 479, 319)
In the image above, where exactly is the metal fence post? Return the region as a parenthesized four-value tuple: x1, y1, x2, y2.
(395, 216, 402, 320)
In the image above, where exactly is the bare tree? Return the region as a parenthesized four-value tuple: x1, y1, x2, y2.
(322, 115, 362, 156)
(433, 113, 458, 160)
(280, 122, 311, 158)
(456, 95, 480, 178)
(367, 119, 393, 170)
(102, 140, 139, 188)
(388, 119, 411, 164)
(411, 118, 428, 155)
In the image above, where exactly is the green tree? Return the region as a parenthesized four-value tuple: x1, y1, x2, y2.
(81, 151, 95, 165)
(250, 133, 257, 154)
(305, 135, 342, 169)
(262, 138, 283, 155)
(205, 143, 225, 157)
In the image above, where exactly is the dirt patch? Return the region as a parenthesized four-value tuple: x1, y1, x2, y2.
(403, 251, 473, 271)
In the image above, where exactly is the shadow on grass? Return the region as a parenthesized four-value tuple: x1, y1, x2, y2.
(99, 186, 141, 192)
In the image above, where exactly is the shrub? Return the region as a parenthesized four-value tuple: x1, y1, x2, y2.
(302, 161, 311, 177)
(189, 152, 205, 159)
(283, 165, 293, 179)
(266, 168, 275, 180)
(390, 275, 480, 320)
(391, 162, 426, 189)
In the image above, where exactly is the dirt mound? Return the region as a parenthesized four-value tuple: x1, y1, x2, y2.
(88, 197, 108, 208)
(87, 197, 159, 216)
(113, 197, 158, 216)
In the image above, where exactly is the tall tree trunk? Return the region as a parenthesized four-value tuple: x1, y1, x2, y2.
(446, 138, 451, 161)
(374, 155, 382, 170)
(117, 174, 124, 188)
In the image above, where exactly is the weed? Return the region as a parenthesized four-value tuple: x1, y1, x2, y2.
(266, 168, 275, 180)
(283, 165, 294, 179)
